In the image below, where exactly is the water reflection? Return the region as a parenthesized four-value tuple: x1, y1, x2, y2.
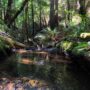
(0, 52, 90, 90)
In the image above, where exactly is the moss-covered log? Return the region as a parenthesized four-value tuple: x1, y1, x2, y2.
(0, 35, 26, 49)
(0, 33, 27, 60)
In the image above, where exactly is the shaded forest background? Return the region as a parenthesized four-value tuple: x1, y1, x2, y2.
(0, 0, 90, 46)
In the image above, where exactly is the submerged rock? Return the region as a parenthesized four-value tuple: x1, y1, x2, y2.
(0, 77, 52, 90)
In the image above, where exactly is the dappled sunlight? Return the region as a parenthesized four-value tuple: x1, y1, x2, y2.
(71, 15, 82, 25)
(18, 58, 34, 65)
(29, 79, 48, 88)
(1, 0, 90, 89)
(0, 77, 51, 89)
(87, 8, 90, 18)
(16, 49, 29, 54)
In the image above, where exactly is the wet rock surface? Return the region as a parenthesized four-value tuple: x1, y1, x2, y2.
(0, 77, 52, 90)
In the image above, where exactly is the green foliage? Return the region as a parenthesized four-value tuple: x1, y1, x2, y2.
(39, 27, 59, 38)
(72, 42, 88, 55)
(34, 27, 59, 46)
(0, 37, 8, 53)
(60, 41, 73, 51)
(62, 16, 90, 38)
(0, 38, 5, 49)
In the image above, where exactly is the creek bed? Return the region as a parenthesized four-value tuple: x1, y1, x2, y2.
(0, 50, 90, 90)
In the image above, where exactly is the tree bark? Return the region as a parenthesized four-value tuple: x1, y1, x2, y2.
(24, 3, 29, 43)
(0, 0, 2, 20)
(31, 0, 34, 37)
(79, 0, 86, 16)
(8, 0, 29, 26)
(39, 0, 42, 30)
(67, 0, 70, 21)
(55, 0, 58, 27)
(50, 0, 58, 29)
(4, 0, 13, 24)
(50, 0, 55, 29)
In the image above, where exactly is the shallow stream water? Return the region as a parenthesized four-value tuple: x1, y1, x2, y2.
(0, 50, 90, 90)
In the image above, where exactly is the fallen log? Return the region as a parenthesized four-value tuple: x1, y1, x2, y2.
(0, 35, 26, 49)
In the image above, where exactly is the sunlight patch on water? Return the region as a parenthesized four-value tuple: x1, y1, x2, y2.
(18, 58, 34, 65)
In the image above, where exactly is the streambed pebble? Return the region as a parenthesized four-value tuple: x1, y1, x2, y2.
(0, 77, 53, 90)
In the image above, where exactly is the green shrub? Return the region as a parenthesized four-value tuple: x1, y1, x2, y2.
(0, 37, 10, 53)
(72, 42, 88, 55)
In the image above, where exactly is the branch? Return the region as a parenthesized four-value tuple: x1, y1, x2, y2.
(8, 0, 29, 26)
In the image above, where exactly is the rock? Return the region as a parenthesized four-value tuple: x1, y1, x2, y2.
(87, 41, 90, 46)
(80, 33, 90, 39)
(29, 80, 38, 87)
(22, 77, 29, 82)
(35, 60, 45, 66)
(0, 77, 51, 90)
(5, 82, 15, 90)
(23, 82, 32, 89)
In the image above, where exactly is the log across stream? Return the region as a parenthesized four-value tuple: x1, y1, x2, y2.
(0, 49, 90, 90)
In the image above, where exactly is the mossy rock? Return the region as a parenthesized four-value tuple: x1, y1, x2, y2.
(0, 36, 14, 48)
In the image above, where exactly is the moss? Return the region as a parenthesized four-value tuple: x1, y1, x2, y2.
(72, 42, 88, 55)
(0, 36, 12, 55)
(60, 41, 74, 51)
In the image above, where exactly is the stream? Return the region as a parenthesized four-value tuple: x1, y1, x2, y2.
(0, 49, 90, 90)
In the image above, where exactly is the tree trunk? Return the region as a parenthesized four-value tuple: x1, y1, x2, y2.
(50, 0, 58, 29)
(67, 0, 70, 21)
(39, 0, 42, 30)
(54, 0, 59, 27)
(31, 0, 34, 37)
(4, 0, 13, 25)
(0, 0, 2, 19)
(79, 0, 86, 16)
(8, 0, 29, 26)
(24, 3, 29, 44)
(50, 0, 55, 29)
